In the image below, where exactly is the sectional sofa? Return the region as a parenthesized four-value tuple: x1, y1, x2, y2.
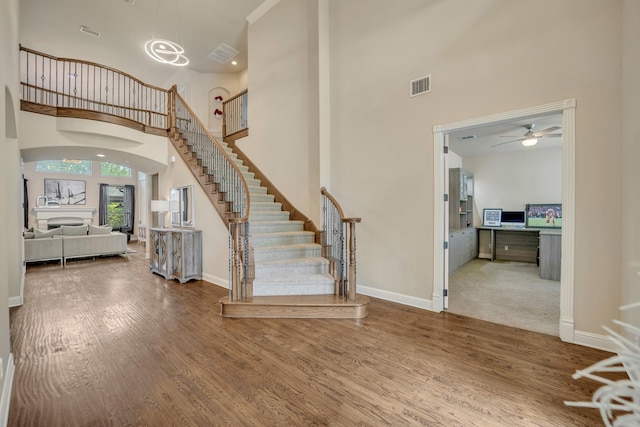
(24, 224, 128, 266)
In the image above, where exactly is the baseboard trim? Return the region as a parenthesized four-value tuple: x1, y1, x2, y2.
(202, 274, 228, 290)
(8, 296, 22, 308)
(0, 354, 15, 426)
(573, 330, 615, 353)
(357, 285, 432, 311)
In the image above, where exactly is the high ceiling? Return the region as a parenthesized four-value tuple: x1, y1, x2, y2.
(19, 0, 265, 87)
(448, 113, 563, 158)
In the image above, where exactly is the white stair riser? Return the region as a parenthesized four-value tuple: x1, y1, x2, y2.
(253, 245, 321, 262)
(249, 186, 268, 194)
(255, 261, 329, 277)
(251, 222, 304, 234)
(250, 194, 275, 203)
(249, 212, 290, 221)
(251, 202, 283, 212)
(251, 232, 315, 247)
(253, 282, 334, 296)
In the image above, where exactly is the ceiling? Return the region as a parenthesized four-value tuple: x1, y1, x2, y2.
(19, 0, 265, 86)
(448, 113, 563, 158)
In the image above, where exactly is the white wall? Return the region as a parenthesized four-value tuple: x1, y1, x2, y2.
(22, 160, 138, 231)
(242, 0, 322, 224)
(326, 0, 625, 334)
(0, 0, 19, 419)
(621, 0, 640, 327)
(460, 147, 562, 226)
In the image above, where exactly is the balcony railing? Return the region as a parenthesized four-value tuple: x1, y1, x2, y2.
(20, 46, 169, 130)
(222, 89, 248, 140)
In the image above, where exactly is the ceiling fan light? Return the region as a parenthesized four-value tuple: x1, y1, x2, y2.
(522, 138, 538, 147)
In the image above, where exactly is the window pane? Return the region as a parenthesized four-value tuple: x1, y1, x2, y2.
(35, 160, 92, 175)
(107, 201, 125, 227)
(101, 162, 131, 177)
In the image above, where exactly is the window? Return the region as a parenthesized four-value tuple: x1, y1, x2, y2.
(35, 160, 92, 175)
(101, 162, 132, 177)
(106, 186, 126, 227)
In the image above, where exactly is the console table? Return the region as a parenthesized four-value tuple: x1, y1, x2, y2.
(149, 228, 202, 283)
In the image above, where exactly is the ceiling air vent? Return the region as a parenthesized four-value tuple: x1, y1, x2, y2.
(122, 0, 136, 4)
(208, 43, 239, 64)
(79, 25, 101, 38)
(410, 75, 431, 97)
(458, 135, 477, 141)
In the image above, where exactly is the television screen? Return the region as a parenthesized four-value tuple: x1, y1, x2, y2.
(501, 211, 525, 224)
(526, 204, 562, 228)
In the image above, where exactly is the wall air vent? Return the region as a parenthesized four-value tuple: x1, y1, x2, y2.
(79, 26, 101, 38)
(410, 75, 431, 97)
(207, 43, 239, 64)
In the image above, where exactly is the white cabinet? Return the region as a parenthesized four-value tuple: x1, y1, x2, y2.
(150, 228, 202, 283)
(449, 228, 477, 274)
(449, 168, 474, 230)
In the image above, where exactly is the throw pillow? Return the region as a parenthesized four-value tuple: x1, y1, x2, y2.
(88, 225, 113, 235)
(33, 228, 62, 238)
(61, 225, 89, 236)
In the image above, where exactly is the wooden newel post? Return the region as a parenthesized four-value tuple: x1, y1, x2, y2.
(169, 85, 177, 130)
(345, 218, 361, 301)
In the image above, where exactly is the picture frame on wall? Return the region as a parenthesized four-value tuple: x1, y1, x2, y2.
(44, 179, 86, 205)
(526, 203, 562, 228)
(482, 208, 502, 227)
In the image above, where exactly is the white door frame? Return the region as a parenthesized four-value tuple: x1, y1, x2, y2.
(432, 99, 576, 343)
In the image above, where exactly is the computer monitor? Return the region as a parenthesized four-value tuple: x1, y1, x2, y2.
(500, 211, 525, 226)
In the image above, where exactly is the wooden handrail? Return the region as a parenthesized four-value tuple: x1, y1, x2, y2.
(320, 187, 361, 301)
(170, 86, 251, 222)
(20, 45, 168, 93)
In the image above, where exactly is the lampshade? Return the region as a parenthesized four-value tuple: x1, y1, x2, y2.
(522, 138, 538, 147)
(151, 200, 170, 212)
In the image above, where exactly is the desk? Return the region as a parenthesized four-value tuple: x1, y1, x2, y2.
(476, 227, 561, 280)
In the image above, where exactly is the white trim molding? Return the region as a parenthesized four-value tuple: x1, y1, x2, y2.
(432, 99, 577, 344)
(358, 285, 432, 311)
(246, 0, 281, 25)
(0, 354, 15, 426)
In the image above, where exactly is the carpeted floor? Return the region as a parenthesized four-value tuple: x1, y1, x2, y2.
(447, 259, 560, 336)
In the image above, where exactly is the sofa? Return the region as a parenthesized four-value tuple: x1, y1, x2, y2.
(24, 224, 128, 267)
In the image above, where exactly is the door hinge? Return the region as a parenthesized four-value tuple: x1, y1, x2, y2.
(443, 146, 449, 154)
(443, 241, 448, 250)
(444, 194, 449, 202)
(443, 289, 448, 297)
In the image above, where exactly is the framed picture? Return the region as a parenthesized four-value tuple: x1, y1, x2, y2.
(526, 203, 562, 228)
(44, 179, 86, 205)
(482, 208, 502, 227)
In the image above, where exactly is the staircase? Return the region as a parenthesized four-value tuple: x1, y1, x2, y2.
(171, 132, 368, 318)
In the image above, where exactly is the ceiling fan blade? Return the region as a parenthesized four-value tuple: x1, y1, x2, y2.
(491, 138, 522, 148)
(539, 133, 562, 138)
(532, 126, 561, 137)
(499, 135, 521, 138)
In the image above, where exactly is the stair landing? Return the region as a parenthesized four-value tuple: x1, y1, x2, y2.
(219, 294, 369, 319)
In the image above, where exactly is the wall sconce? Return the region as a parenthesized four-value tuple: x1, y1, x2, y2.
(150, 200, 170, 228)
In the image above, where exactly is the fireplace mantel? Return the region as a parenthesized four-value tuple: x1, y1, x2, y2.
(33, 207, 95, 230)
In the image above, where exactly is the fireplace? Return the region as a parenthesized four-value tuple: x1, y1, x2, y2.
(33, 208, 95, 230)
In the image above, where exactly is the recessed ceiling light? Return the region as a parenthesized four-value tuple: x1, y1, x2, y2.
(96, 154, 106, 158)
(231, 61, 238, 66)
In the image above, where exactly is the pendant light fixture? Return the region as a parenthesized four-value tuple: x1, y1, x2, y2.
(144, 0, 189, 66)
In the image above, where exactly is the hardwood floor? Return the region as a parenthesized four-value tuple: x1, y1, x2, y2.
(9, 246, 611, 426)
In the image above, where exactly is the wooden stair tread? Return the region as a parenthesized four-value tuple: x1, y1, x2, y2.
(219, 295, 369, 319)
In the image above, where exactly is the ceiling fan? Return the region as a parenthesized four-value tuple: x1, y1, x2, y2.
(492, 124, 562, 148)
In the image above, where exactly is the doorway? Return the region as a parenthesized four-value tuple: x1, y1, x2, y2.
(432, 100, 577, 343)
